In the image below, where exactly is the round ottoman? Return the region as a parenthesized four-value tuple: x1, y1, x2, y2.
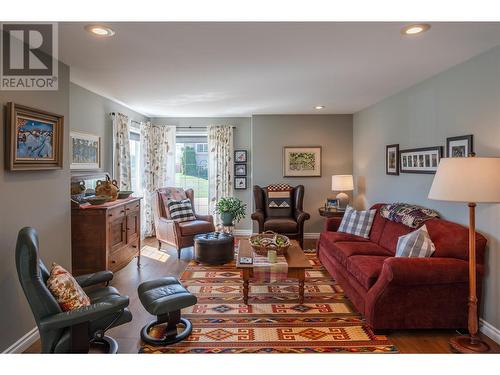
(194, 232, 234, 265)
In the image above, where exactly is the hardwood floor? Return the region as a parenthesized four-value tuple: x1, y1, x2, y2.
(25, 237, 499, 354)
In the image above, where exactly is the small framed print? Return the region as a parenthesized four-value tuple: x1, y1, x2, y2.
(400, 146, 443, 174)
(447, 135, 474, 158)
(234, 164, 247, 176)
(235, 177, 247, 190)
(386, 144, 399, 175)
(327, 198, 338, 208)
(234, 150, 247, 163)
(70, 131, 101, 170)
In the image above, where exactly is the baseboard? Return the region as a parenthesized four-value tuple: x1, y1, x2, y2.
(3, 327, 39, 354)
(304, 233, 320, 239)
(480, 318, 500, 344)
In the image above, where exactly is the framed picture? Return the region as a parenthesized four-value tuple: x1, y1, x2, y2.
(327, 198, 338, 208)
(70, 131, 101, 170)
(234, 150, 247, 163)
(235, 177, 247, 190)
(283, 146, 321, 177)
(447, 135, 474, 158)
(234, 163, 247, 176)
(400, 146, 443, 174)
(386, 144, 399, 175)
(5, 102, 64, 171)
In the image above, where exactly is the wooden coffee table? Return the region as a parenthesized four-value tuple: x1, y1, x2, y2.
(236, 239, 311, 305)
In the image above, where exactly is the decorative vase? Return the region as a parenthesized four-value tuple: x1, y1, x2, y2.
(220, 212, 234, 226)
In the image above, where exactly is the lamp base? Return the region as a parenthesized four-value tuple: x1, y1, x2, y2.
(336, 192, 349, 210)
(449, 335, 490, 353)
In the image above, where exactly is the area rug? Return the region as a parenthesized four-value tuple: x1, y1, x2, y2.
(140, 251, 397, 354)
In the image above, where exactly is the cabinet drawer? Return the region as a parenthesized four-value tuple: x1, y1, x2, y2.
(125, 201, 140, 214)
(108, 244, 138, 270)
(107, 206, 126, 221)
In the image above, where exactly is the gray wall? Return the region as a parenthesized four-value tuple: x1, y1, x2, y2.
(150, 117, 253, 231)
(353, 45, 500, 330)
(0, 62, 71, 352)
(252, 115, 353, 233)
(70, 83, 149, 174)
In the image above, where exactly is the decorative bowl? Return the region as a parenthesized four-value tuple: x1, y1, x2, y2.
(117, 190, 133, 199)
(249, 231, 290, 256)
(86, 195, 110, 205)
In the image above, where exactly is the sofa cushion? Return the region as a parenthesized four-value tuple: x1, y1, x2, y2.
(368, 205, 388, 244)
(346, 255, 388, 290)
(327, 241, 392, 267)
(396, 224, 436, 258)
(378, 220, 414, 254)
(319, 231, 370, 249)
(264, 218, 298, 233)
(338, 206, 376, 238)
(178, 220, 215, 236)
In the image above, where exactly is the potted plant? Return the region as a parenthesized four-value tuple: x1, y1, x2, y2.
(215, 197, 247, 226)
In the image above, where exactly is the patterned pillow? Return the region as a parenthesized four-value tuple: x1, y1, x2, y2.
(266, 184, 293, 209)
(338, 206, 376, 239)
(396, 224, 436, 258)
(380, 203, 440, 228)
(168, 199, 196, 222)
(46, 263, 91, 311)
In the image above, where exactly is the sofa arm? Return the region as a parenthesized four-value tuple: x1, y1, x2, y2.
(324, 217, 342, 232)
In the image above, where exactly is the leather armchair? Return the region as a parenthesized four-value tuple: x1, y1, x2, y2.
(153, 187, 215, 259)
(251, 185, 310, 248)
(15, 227, 132, 353)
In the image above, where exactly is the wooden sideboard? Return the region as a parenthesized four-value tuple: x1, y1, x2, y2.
(71, 197, 141, 276)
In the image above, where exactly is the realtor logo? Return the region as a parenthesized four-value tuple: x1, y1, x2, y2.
(1, 23, 58, 90)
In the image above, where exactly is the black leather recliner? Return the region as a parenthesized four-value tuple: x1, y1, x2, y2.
(15, 227, 132, 353)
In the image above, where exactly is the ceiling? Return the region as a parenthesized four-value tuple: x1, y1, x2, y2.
(59, 22, 500, 117)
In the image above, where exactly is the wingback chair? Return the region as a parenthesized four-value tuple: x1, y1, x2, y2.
(153, 187, 215, 259)
(251, 184, 310, 248)
(15, 227, 132, 353)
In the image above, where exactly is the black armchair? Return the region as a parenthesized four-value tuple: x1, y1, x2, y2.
(251, 185, 310, 248)
(15, 227, 132, 353)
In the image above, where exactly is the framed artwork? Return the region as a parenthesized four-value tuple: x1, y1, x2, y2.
(400, 146, 443, 174)
(283, 146, 322, 177)
(234, 163, 247, 176)
(447, 135, 474, 158)
(327, 198, 339, 208)
(234, 150, 247, 163)
(70, 131, 101, 170)
(5, 102, 64, 171)
(235, 177, 247, 190)
(386, 144, 399, 175)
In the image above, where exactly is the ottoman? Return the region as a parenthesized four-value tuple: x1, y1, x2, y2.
(194, 232, 234, 265)
(138, 277, 197, 346)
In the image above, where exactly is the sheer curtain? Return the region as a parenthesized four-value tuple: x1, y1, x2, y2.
(208, 125, 234, 223)
(140, 122, 176, 237)
(112, 113, 131, 190)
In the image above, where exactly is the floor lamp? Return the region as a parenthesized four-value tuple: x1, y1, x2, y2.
(428, 157, 500, 353)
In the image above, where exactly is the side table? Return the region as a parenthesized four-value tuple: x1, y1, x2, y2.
(318, 207, 345, 218)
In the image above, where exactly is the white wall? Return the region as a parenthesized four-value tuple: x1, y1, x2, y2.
(353, 45, 500, 332)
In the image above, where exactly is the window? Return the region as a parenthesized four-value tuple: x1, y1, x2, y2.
(129, 129, 142, 195)
(175, 133, 209, 214)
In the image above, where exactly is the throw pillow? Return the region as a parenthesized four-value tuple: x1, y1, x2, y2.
(395, 224, 436, 258)
(338, 206, 376, 239)
(46, 263, 91, 311)
(168, 198, 196, 222)
(266, 184, 293, 209)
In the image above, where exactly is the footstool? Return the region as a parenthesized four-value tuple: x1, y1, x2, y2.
(194, 232, 234, 265)
(138, 277, 197, 346)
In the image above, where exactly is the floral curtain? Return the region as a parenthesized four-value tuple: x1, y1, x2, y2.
(208, 125, 234, 223)
(112, 113, 132, 190)
(141, 122, 176, 237)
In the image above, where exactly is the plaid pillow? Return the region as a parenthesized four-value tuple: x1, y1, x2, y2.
(168, 199, 196, 222)
(396, 225, 436, 258)
(338, 206, 376, 239)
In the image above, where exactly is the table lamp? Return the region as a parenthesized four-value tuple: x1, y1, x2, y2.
(428, 157, 500, 353)
(332, 175, 354, 210)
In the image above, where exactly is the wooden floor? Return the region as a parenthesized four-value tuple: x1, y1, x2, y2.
(25, 237, 499, 354)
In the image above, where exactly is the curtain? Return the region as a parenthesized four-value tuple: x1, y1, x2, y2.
(141, 122, 176, 237)
(208, 125, 234, 223)
(112, 113, 132, 190)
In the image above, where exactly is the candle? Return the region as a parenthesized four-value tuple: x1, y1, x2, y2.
(268, 250, 277, 263)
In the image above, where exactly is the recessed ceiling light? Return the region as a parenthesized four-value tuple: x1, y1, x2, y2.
(401, 24, 431, 36)
(84, 24, 115, 37)
(314, 105, 325, 110)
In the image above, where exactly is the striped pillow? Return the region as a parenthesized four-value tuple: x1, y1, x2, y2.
(395, 224, 436, 258)
(338, 206, 376, 239)
(167, 199, 196, 222)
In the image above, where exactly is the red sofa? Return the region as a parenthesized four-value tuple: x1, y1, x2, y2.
(317, 203, 487, 331)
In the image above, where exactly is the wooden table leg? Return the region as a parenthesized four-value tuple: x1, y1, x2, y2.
(298, 270, 305, 304)
(243, 269, 250, 305)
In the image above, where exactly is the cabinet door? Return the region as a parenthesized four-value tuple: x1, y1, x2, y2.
(126, 209, 140, 243)
(109, 215, 127, 253)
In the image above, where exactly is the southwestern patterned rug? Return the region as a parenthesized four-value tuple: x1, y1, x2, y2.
(140, 252, 397, 354)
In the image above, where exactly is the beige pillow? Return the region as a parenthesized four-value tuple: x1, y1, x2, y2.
(46, 263, 91, 311)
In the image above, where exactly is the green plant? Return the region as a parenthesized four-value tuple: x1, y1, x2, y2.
(215, 197, 247, 223)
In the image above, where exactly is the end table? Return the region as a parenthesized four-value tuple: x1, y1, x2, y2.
(318, 207, 344, 218)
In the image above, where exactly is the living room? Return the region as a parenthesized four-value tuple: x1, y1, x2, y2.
(1, 1, 500, 373)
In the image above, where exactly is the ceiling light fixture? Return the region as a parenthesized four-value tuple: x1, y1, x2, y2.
(314, 105, 325, 110)
(84, 24, 115, 37)
(401, 23, 431, 36)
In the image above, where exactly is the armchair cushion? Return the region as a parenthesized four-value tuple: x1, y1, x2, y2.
(178, 220, 215, 236)
(264, 217, 298, 233)
(46, 263, 91, 312)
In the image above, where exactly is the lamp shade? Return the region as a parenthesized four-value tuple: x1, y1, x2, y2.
(332, 175, 354, 192)
(428, 157, 500, 203)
